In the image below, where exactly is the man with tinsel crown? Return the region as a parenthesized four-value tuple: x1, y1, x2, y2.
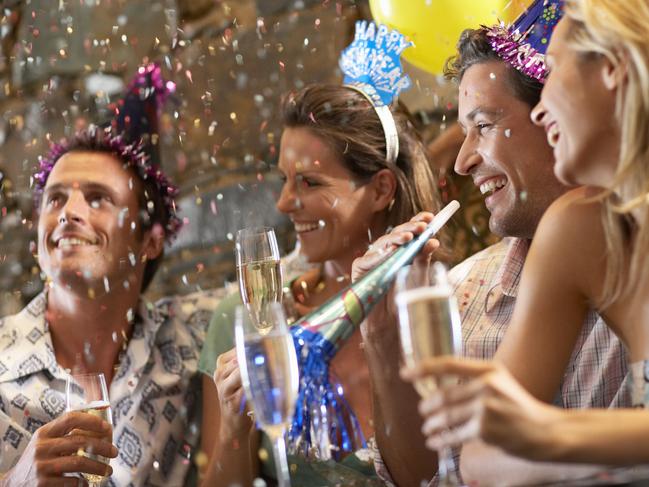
(354, 0, 629, 485)
(0, 64, 218, 486)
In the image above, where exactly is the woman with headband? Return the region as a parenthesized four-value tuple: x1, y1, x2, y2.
(198, 23, 444, 486)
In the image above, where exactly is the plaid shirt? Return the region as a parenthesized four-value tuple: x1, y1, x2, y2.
(374, 238, 630, 485)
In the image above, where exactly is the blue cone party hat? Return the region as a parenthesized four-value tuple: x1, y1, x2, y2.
(487, 0, 564, 83)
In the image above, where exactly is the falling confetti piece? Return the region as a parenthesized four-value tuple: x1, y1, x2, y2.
(258, 448, 269, 462)
(194, 451, 208, 468)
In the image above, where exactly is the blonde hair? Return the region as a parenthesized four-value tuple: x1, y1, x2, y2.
(565, 0, 649, 307)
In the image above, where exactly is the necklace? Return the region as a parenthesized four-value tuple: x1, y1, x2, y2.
(300, 265, 350, 297)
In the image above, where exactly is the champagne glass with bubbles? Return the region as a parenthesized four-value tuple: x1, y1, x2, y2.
(395, 261, 463, 486)
(236, 227, 283, 334)
(65, 372, 113, 486)
(235, 304, 299, 487)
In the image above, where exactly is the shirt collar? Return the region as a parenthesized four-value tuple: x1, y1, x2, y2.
(0, 293, 62, 383)
(111, 296, 170, 386)
(493, 238, 530, 298)
(0, 293, 169, 386)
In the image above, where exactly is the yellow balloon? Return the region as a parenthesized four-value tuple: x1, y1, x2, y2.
(369, 0, 532, 75)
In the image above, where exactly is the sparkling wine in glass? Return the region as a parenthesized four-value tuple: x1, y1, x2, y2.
(236, 227, 283, 334)
(65, 372, 113, 486)
(234, 304, 299, 487)
(395, 261, 462, 486)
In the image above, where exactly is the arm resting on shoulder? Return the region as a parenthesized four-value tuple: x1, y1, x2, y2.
(460, 440, 605, 487)
(462, 407, 649, 482)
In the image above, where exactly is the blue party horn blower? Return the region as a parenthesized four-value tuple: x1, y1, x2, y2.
(288, 200, 460, 458)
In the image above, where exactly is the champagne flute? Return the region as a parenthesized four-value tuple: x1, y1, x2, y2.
(235, 227, 283, 334)
(234, 304, 299, 487)
(65, 372, 113, 486)
(395, 261, 462, 486)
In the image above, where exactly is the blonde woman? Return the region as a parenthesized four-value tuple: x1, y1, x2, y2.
(397, 0, 649, 472)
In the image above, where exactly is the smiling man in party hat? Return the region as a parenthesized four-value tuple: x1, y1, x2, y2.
(355, 0, 629, 485)
(0, 64, 217, 486)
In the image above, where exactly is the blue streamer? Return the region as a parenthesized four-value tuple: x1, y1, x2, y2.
(288, 328, 365, 460)
(287, 201, 460, 458)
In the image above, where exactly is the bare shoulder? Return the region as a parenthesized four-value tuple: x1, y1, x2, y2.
(536, 187, 605, 240)
(530, 187, 606, 291)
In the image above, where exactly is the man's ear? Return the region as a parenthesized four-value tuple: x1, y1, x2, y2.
(142, 223, 165, 261)
(602, 52, 628, 91)
(369, 168, 398, 212)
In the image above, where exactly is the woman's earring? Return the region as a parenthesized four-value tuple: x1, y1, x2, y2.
(387, 199, 396, 212)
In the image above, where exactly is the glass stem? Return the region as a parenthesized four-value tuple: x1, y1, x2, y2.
(437, 445, 460, 486)
(271, 429, 291, 487)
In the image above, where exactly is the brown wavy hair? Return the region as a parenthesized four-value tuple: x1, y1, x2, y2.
(280, 84, 442, 233)
(444, 26, 543, 108)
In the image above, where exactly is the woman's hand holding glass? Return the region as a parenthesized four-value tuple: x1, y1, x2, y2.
(401, 358, 561, 461)
(213, 348, 255, 441)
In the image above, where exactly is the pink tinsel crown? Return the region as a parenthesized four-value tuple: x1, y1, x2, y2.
(32, 125, 182, 242)
(33, 63, 182, 242)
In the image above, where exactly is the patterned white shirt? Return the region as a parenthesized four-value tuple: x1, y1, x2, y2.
(0, 291, 217, 486)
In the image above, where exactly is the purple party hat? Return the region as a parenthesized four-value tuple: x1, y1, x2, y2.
(33, 63, 182, 241)
(110, 63, 177, 166)
(487, 0, 564, 83)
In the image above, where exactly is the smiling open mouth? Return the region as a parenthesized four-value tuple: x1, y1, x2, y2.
(547, 123, 560, 148)
(294, 222, 320, 233)
(479, 177, 507, 196)
(55, 237, 97, 249)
